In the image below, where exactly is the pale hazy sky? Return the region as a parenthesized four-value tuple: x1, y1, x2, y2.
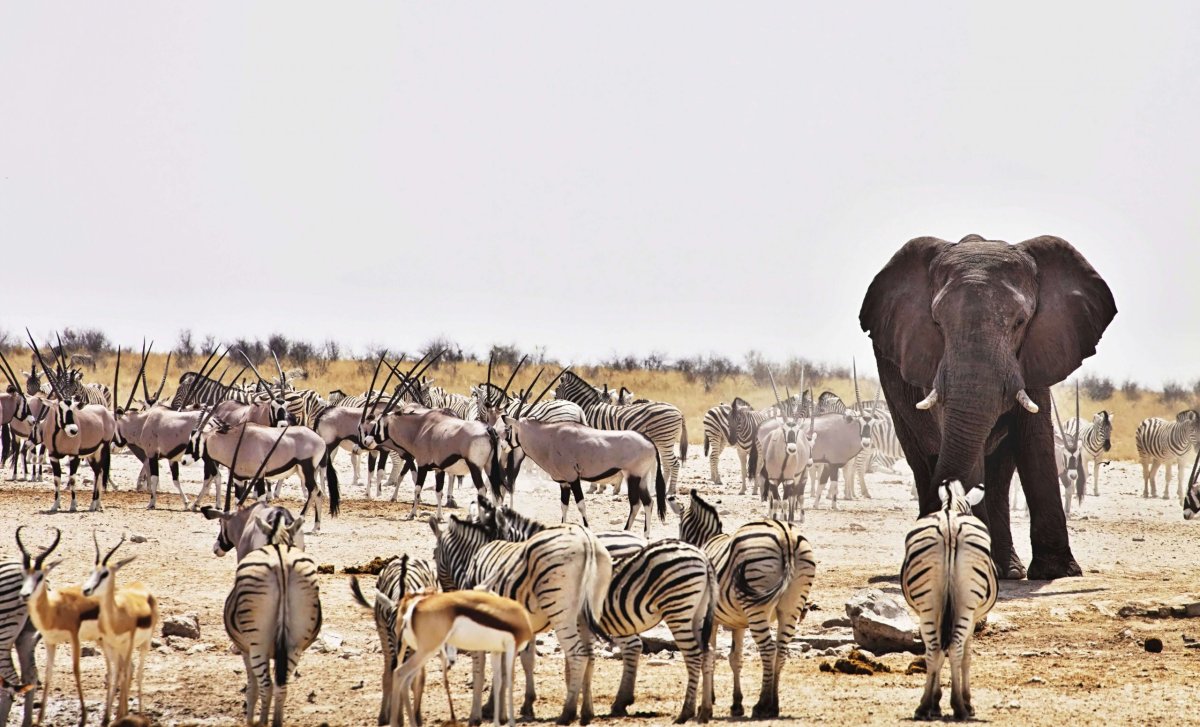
(3, 3, 1197, 385)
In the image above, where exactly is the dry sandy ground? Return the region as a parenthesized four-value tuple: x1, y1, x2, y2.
(1, 451, 1198, 726)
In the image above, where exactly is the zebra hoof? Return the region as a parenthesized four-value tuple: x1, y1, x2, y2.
(914, 705, 941, 720)
(751, 701, 778, 719)
(673, 707, 695, 724)
(729, 703, 744, 717)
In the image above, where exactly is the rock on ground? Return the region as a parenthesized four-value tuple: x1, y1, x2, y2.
(844, 588, 922, 654)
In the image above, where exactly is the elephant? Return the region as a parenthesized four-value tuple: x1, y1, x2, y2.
(860, 234, 1116, 580)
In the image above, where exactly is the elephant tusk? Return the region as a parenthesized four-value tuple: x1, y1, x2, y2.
(915, 388, 938, 410)
(1016, 389, 1039, 413)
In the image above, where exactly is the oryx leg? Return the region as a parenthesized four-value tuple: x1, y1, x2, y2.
(87, 444, 108, 511)
(434, 470, 446, 522)
(49, 457, 63, 513)
(465, 460, 486, 500)
(571, 478, 589, 528)
(406, 466, 430, 520)
(67, 456, 81, 513)
(135, 459, 149, 492)
(146, 456, 161, 509)
(445, 474, 460, 509)
(192, 459, 220, 511)
(168, 459, 188, 508)
(623, 475, 650, 537)
(298, 461, 323, 533)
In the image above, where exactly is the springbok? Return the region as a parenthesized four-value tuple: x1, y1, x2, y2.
(16, 527, 106, 726)
(383, 584, 533, 727)
(82, 534, 159, 725)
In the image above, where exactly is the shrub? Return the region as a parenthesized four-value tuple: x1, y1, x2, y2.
(267, 333, 291, 360)
(1080, 375, 1114, 401)
(174, 329, 196, 366)
(1121, 379, 1142, 401)
(1161, 380, 1189, 403)
(676, 354, 741, 392)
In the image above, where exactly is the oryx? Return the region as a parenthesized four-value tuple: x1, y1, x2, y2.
(26, 330, 117, 513)
(499, 369, 667, 535)
(751, 370, 814, 523)
(1051, 383, 1087, 517)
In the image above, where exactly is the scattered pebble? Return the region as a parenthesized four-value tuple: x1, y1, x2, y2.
(1145, 638, 1164, 653)
(129, 533, 148, 543)
(317, 564, 335, 574)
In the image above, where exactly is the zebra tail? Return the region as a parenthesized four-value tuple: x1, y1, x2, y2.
(583, 537, 613, 642)
(488, 429, 505, 501)
(938, 584, 954, 652)
(274, 624, 289, 688)
(748, 441, 759, 487)
(349, 575, 372, 610)
(0, 424, 9, 466)
(699, 562, 717, 653)
(654, 447, 667, 522)
(679, 419, 689, 463)
(327, 460, 340, 517)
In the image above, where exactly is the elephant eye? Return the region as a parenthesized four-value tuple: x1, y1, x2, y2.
(1013, 317, 1026, 330)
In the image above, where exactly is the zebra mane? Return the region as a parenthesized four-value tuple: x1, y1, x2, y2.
(687, 489, 723, 532)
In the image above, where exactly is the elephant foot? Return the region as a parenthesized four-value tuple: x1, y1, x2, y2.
(1027, 552, 1082, 580)
(994, 549, 1026, 580)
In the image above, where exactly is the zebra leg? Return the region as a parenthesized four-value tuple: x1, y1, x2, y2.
(749, 617, 778, 718)
(446, 474, 461, 509)
(519, 641, 537, 719)
(949, 638, 971, 720)
(960, 637, 975, 718)
(406, 466, 429, 521)
(708, 437, 723, 485)
(664, 446, 681, 496)
(915, 646, 944, 719)
(1092, 455, 1101, 497)
(609, 635, 642, 716)
(559, 483, 571, 524)
(663, 613, 704, 724)
(554, 621, 587, 725)
(49, 458, 62, 513)
(728, 628, 745, 717)
(1164, 460, 1175, 500)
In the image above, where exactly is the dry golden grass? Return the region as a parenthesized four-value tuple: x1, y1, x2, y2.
(69, 352, 1190, 462)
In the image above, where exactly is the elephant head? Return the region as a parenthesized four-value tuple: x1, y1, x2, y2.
(860, 234, 1116, 488)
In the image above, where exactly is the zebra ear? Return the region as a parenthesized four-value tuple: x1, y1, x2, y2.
(859, 237, 948, 388)
(965, 485, 986, 507)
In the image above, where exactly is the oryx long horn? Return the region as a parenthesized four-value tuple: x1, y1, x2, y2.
(154, 352, 172, 401)
(225, 422, 251, 509)
(359, 351, 388, 423)
(486, 352, 494, 391)
(852, 358, 862, 410)
(526, 366, 570, 413)
(798, 367, 806, 414)
(1074, 382, 1082, 447)
(138, 340, 155, 403)
(1051, 388, 1066, 440)
(916, 388, 938, 410)
(515, 369, 544, 419)
(500, 355, 529, 399)
(124, 341, 153, 412)
(112, 348, 121, 416)
(374, 354, 411, 408)
(1016, 389, 1039, 413)
(380, 350, 443, 419)
(25, 329, 65, 400)
(0, 347, 21, 391)
(239, 350, 272, 390)
(767, 368, 783, 411)
(270, 349, 287, 392)
(871, 385, 881, 414)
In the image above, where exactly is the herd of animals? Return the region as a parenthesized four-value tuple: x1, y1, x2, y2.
(1, 235, 1197, 725)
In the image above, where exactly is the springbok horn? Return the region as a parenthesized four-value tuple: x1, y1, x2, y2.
(916, 388, 938, 410)
(103, 533, 126, 565)
(14, 526, 31, 567)
(767, 368, 783, 411)
(27, 526, 61, 569)
(500, 355, 529, 399)
(1016, 389, 1039, 413)
(26, 330, 66, 401)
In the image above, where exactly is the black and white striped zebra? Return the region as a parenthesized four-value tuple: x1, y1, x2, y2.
(349, 555, 440, 726)
(702, 404, 735, 486)
(901, 481, 997, 720)
(816, 391, 846, 415)
(429, 514, 612, 725)
(554, 371, 687, 494)
(668, 489, 815, 719)
(1063, 411, 1113, 497)
(223, 539, 322, 727)
(170, 371, 258, 408)
(1136, 410, 1199, 501)
(0, 561, 37, 725)
(479, 500, 716, 723)
(472, 383, 586, 426)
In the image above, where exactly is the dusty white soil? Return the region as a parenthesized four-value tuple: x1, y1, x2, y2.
(2, 452, 1197, 726)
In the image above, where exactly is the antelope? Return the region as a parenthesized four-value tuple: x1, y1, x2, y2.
(200, 434, 307, 558)
(383, 586, 534, 727)
(1051, 383, 1087, 517)
(499, 370, 667, 535)
(82, 534, 159, 725)
(16, 527, 106, 727)
(751, 371, 814, 523)
(362, 352, 507, 521)
(27, 331, 117, 513)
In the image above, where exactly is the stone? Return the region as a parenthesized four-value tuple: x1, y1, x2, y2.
(129, 533, 148, 544)
(187, 643, 212, 654)
(641, 636, 678, 654)
(1186, 603, 1200, 618)
(844, 589, 922, 655)
(81, 645, 99, 657)
(162, 613, 201, 640)
(314, 632, 343, 654)
(1145, 638, 1164, 653)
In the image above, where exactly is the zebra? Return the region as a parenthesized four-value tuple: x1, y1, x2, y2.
(816, 391, 846, 415)
(554, 371, 687, 494)
(1063, 411, 1113, 497)
(170, 370, 257, 408)
(702, 403, 735, 486)
(1135, 410, 1199, 501)
(428, 514, 612, 725)
(472, 383, 586, 426)
(667, 489, 815, 719)
(349, 555, 441, 726)
(478, 500, 716, 723)
(422, 384, 477, 420)
(224, 538, 322, 727)
(726, 398, 777, 495)
(901, 481, 997, 720)
(0, 560, 37, 726)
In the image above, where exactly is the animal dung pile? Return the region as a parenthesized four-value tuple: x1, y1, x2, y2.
(316, 564, 335, 574)
(343, 555, 398, 575)
(819, 649, 893, 676)
(905, 657, 927, 675)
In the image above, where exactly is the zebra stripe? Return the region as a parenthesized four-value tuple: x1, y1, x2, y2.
(1063, 411, 1113, 496)
(901, 481, 997, 720)
(555, 372, 686, 494)
(702, 404, 736, 486)
(352, 555, 438, 726)
(475, 502, 714, 723)
(170, 372, 260, 408)
(224, 542, 322, 727)
(1136, 411, 1199, 501)
(671, 489, 815, 719)
(0, 562, 36, 723)
(431, 515, 612, 723)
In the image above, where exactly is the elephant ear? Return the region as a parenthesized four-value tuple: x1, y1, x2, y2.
(859, 237, 948, 388)
(1016, 236, 1117, 388)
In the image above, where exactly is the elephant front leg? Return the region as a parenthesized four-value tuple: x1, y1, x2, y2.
(1014, 389, 1081, 580)
(983, 438, 1025, 579)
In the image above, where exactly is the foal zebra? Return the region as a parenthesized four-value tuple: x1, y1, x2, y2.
(1135, 410, 1199, 501)
(554, 371, 687, 494)
(480, 501, 716, 723)
(429, 514, 611, 725)
(1063, 411, 1113, 496)
(224, 538, 322, 727)
(901, 481, 996, 721)
(668, 489, 815, 719)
